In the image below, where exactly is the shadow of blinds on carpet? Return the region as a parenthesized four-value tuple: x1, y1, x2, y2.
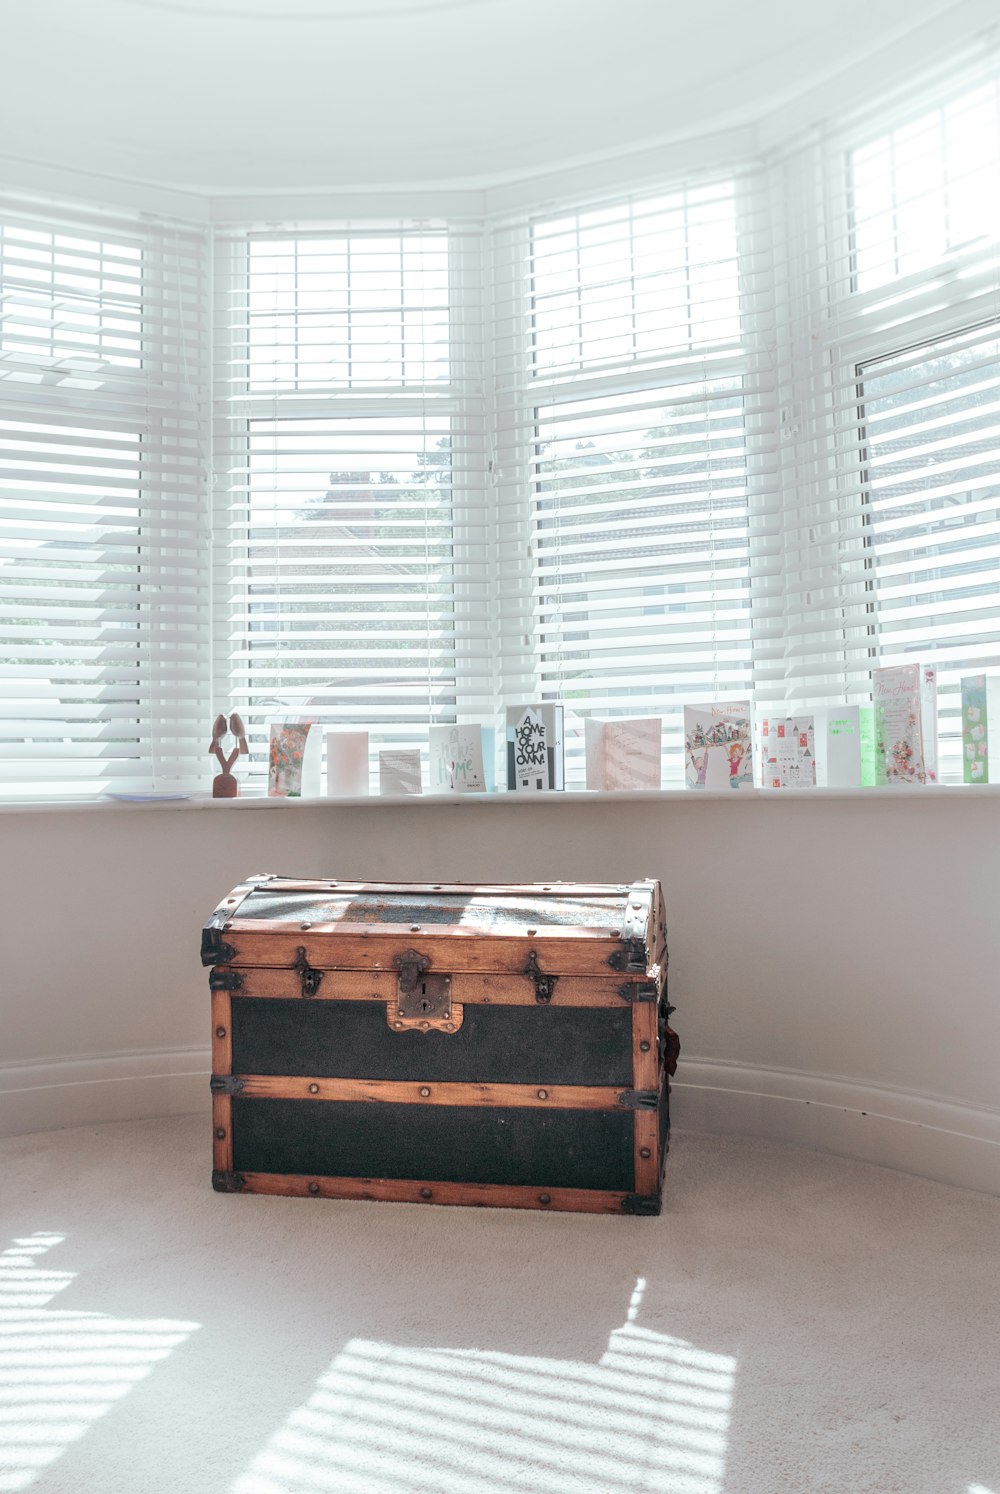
(228, 1276, 736, 1494)
(0, 1231, 199, 1494)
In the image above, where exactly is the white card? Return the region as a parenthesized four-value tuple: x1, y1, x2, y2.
(585, 718, 661, 789)
(584, 718, 605, 790)
(378, 749, 423, 796)
(822, 706, 862, 788)
(325, 730, 369, 796)
(607, 719, 661, 789)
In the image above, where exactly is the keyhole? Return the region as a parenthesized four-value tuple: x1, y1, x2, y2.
(419, 981, 431, 1013)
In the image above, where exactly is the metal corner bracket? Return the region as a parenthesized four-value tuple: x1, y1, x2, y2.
(621, 1194, 661, 1216)
(618, 980, 659, 1003)
(210, 1074, 246, 1096)
(616, 1088, 660, 1110)
(607, 938, 649, 974)
(212, 1170, 247, 1193)
(201, 922, 237, 967)
(209, 969, 243, 992)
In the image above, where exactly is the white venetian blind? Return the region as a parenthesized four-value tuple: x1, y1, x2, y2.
(491, 178, 772, 785)
(0, 195, 209, 799)
(757, 65, 1000, 780)
(212, 225, 489, 790)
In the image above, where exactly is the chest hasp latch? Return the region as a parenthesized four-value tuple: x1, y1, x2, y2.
(526, 948, 558, 1004)
(293, 946, 324, 998)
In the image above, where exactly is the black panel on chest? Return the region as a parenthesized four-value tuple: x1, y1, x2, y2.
(231, 998, 633, 1086)
(231, 1098, 634, 1191)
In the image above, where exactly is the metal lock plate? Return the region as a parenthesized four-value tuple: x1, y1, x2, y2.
(397, 970, 452, 1021)
(388, 952, 462, 1033)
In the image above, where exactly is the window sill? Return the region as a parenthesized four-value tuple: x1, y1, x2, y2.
(2, 783, 1000, 813)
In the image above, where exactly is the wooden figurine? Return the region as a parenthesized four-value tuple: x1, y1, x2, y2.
(209, 712, 248, 798)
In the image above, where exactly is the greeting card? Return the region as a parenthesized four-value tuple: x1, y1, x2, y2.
(817, 706, 879, 787)
(873, 665, 937, 785)
(823, 707, 861, 788)
(859, 705, 878, 786)
(761, 715, 815, 788)
(585, 717, 662, 790)
(429, 724, 493, 794)
(379, 749, 423, 796)
(505, 705, 564, 791)
(960, 674, 1000, 783)
(684, 702, 753, 789)
(325, 730, 369, 796)
(268, 721, 320, 797)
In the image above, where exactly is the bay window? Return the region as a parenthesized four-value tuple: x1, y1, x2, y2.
(2, 60, 999, 798)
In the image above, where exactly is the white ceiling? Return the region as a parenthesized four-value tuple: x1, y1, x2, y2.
(0, 0, 991, 196)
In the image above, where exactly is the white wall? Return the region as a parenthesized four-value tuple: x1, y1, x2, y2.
(2, 793, 998, 1193)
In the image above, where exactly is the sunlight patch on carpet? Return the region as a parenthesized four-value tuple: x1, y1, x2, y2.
(0, 1232, 199, 1493)
(230, 1277, 736, 1494)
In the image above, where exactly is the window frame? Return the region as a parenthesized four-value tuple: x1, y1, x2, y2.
(0, 199, 209, 801)
(211, 223, 490, 794)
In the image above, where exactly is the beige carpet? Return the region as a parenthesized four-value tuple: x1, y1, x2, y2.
(0, 1116, 998, 1494)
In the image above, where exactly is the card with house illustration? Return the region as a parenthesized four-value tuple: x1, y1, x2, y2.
(684, 702, 753, 789)
(761, 715, 815, 788)
(505, 704, 564, 791)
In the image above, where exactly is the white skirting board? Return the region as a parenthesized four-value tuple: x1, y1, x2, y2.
(1, 1049, 998, 1196)
(672, 1060, 1000, 1197)
(0, 1049, 210, 1138)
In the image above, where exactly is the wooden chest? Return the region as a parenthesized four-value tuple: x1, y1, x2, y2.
(202, 876, 676, 1216)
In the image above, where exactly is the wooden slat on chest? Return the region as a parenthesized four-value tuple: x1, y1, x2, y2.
(215, 1173, 639, 1215)
(216, 927, 629, 976)
(212, 1075, 649, 1109)
(218, 967, 641, 1006)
